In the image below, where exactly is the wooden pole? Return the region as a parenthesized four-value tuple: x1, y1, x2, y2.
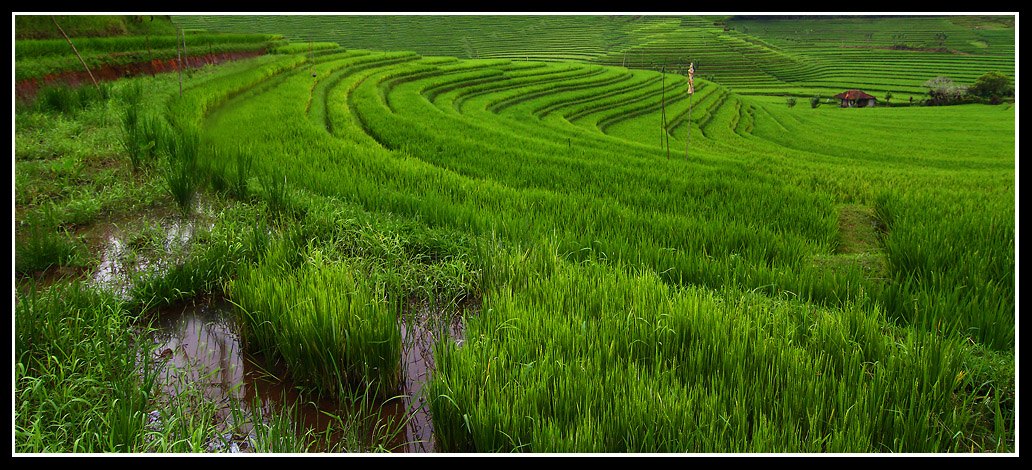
(685, 92, 693, 160)
(50, 16, 100, 93)
(661, 67, 669, 158)
(177, 26, 183, 98)
(685, 63, 695, 161)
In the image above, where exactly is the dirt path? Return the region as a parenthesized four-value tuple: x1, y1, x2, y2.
(808, 204, 888, 281)
(836, 204, 884, 255)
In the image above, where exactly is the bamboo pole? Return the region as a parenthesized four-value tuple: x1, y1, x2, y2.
(177, 26, 183, 97)
(661, 67, 669, 159)
(50, 16, 100, 93)
(685, 92, 693, 160)
(685, 62, 695, 161)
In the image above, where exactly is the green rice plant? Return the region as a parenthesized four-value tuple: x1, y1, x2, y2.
(258, 169, 290, 216)
(874, 189, 1014, 350)
(203, 145, 232, 195)
(34, 82, 112, 114)
(184, 43, 1010, 349)
(14, 281, 157, 452)
(160, 128, 202, 215)
(15, 29, 278, 60)
(120, 78, 144, 105)
(429, 240, 994, 452)
(228, 236, 403, 401)
(15, 15, 178, 42)
(200, 145, 257, 200)
(240, 394, 321, 453)
(14, 15, 1012, 453)
(14, 204, 87, 276)
(119, 81, 167, 172)
(232, 148, 256, 200)
(120, 104, 145, 170)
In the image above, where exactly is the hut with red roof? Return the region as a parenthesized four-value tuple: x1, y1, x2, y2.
(833, 90, 878, 108)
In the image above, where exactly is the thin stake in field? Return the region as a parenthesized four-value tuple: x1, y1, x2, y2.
(50, 16, 100, 93)
(685, 62, 695, 160)
(177, 25, 183, 98)
(661, 67, 669, 159)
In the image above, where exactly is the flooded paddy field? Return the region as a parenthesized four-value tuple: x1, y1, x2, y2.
(142, 295, 472, 454)
(141, 294, 473, 453)
(69, 192, 479, 453)
(14, 170, 479, 453)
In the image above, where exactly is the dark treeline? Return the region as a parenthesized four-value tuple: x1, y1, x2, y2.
(729, 14, 916, 21)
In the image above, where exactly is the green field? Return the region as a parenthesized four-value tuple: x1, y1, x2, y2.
(14, 14, 1016, 454)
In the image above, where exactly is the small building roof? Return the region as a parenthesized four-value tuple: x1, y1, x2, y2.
(833, 90, 877, 100)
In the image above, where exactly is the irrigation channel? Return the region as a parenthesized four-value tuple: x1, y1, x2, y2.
(84, 203, 469, 453)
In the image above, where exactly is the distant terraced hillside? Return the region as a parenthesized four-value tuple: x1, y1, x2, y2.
(172, 15, 635, 61)
(723, 15, 1015, 96)
(173, 14, 1014, 100)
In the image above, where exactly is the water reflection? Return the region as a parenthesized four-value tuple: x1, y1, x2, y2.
(84, 205, 214, 299)
(398, 297, 471, 453)
(145, 297, 473, 453)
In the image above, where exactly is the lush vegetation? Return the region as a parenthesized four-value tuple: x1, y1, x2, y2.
(15, 14, 1015, 454)
(14, 15, 283, 83)
(14, 15, 179, 39)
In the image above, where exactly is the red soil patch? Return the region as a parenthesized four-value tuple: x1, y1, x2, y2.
(15, 50, 267, 102)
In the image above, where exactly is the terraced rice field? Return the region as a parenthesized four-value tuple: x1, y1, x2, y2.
(162, 30, 1012, 449)
(16, 14, 1015, 453)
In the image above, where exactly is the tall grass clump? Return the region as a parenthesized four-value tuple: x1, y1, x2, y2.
(120, 104, 146, 171)
(874, 190, 1015, 350)
(34, 82, 112, 114)
(14, 204, 87, 276)
(117, 80, 175, 172)
(14, 281, 158, 452)
(228, 235, 403, 400)
(160, 127, 202, 215)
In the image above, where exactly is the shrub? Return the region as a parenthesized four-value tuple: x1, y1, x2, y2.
(923, 76, 968, 106)
(968, 71, 1013, 104)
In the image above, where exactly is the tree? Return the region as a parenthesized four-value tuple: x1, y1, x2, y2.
(923, 76, 968, 106)
(892, 32, 907, 49)
(968, 71, 1013, 104)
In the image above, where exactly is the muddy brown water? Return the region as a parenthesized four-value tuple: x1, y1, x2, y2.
(90, 214, 214, 299)
(145, 296, 471, 453)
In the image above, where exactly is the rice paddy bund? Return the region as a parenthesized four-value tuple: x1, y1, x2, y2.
(14, 14, 1015, 454)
